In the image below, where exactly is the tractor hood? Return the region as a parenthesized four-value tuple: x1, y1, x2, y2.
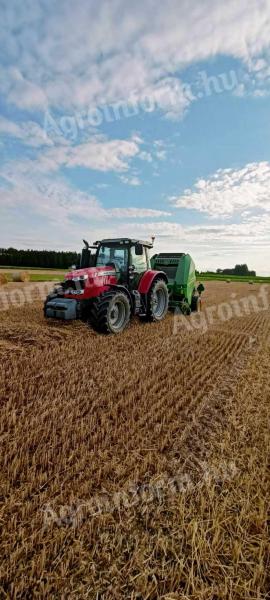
(62, 265, 118, 299)
(65, 265, 117, 280)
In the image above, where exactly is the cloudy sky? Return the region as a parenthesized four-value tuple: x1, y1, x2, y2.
(0, 0, 270, 273)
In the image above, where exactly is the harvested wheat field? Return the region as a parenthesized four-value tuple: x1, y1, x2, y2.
(0, 281, 269, 599)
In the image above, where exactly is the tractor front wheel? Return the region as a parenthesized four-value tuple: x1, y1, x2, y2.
(88, 291, 131, 334)
(145, 278, 169, 322)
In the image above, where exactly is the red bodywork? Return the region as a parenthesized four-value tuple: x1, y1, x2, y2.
(63, 266, 167, 300)
(138, 270, 165, 294)
(64, 266, 118, 299)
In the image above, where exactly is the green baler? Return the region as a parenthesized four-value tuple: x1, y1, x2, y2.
(150, 253, 204, 314)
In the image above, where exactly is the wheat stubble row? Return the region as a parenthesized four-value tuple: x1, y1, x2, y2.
(0, 281, 269, 598)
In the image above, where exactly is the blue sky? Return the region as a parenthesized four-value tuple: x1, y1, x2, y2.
(0, 0, 270, 273)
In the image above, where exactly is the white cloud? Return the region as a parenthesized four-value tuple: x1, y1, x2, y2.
(33, 135, 141, 173)
(232, 52, 270, 97)
(105, 216, 270, 273)
(1, 1, 270, 274)
(0, 160, 170, 225)
(66, 139, 139, 172)
(0, 169, 104, 225)
(120, 175, 141, 186)
(115, 217, 269, 239)
(138, 151, 152, 163)
(0, 66, 47, 110)
(1, 0, 270, 115)
(109, 208, 171, 218)
(172, 162, 270, 216)
(1, 159, 269, 273)
(155, 149, 167, 161)
(0, 116, 52, 147)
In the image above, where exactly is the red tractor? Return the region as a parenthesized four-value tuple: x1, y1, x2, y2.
(44, 238, 169, 334)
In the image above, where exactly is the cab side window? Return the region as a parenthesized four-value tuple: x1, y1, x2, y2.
(113, 247, 128, 269)
(130, 245, 148, 273)
(96, 245, 110, 266)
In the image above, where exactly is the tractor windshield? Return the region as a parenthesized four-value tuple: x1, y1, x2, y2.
(96, 244, 128, 271)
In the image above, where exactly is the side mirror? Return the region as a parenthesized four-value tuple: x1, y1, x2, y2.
(80, 248, 91, 268)
(135, 243, 143, 256)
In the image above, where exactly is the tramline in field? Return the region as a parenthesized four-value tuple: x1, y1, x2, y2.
(44, 238, 203, 333)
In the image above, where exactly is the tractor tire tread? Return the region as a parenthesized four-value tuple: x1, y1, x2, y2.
(88, 291, 130, 334)
(145, 277, 169, 322)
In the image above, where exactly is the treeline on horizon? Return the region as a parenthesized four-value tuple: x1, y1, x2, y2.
(0, 250, 257, 277)
(0, 248, 80, 269)
(202, 264, 256, 277)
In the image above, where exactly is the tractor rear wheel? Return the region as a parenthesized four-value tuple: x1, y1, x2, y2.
(88, 291, 131, 334)
(145, 278, 169, 322)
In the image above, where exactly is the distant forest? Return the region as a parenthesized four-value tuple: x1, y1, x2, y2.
(0, 250, 257, 277)
(216, 264, 256, 277)
(0, 248, 80, 269)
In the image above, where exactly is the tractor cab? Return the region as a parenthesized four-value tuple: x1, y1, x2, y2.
(93, 238, 151, 286)
(78, 238, 153, 288)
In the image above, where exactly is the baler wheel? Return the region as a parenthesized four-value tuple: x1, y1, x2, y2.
(181, 302, 191, 315)
(191, 295, 201, 312)
(145, 278, 169, 322)
(88, 291, 130, 334)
